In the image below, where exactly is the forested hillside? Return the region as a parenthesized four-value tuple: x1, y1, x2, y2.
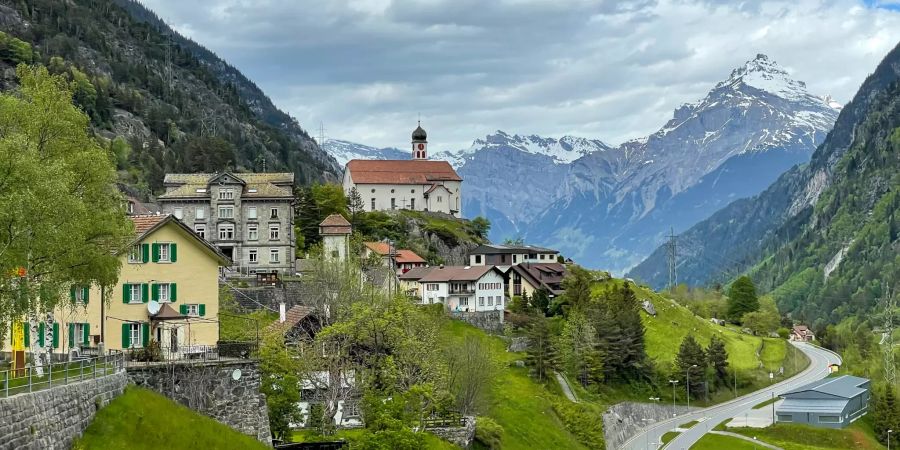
(0, 0, 338, 197)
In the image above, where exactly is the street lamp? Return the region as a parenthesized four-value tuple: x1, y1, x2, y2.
(889, 429, 893, 450)
(669, 380, 679, 421)
(687, 364, 698, 409)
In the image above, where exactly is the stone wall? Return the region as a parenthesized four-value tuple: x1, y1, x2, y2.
(230, 284, 285, 311)
(450, 310, 504, 333)
(0, 371, 127, 450)
(427, 416, 476, 449)
(602, 401, 700, 450)
(126, 360, 271, 445)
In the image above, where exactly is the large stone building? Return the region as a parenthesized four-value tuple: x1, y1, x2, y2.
(157, 172, 295, 275)
(342, 124, 463, 217)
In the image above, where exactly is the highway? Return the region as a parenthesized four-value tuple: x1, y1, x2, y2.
(621, 341, 842, 450)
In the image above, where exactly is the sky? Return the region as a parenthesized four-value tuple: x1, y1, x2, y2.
(141, 0, 900, 151)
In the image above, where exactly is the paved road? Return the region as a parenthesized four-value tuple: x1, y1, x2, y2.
(621, 342, 841, 450)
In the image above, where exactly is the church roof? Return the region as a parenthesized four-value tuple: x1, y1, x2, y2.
(412, 124, 427, 141)
(345, 160, 462, 184)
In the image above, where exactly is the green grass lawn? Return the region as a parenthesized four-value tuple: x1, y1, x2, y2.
(680, 420, 700, 429)
(662, 431, 680, 444)
(442, 320, 589, 450)
(690, 433, 761, 449)
(752, 397, 779, 409)
(74, 386, 269, 450)
(726, 419, 885, 450)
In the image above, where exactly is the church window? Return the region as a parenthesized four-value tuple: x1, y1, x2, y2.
(391, 198, 396, 210)
(390, 189, 395, 193)
(371, 188, 375, 193)
(371, 198, 376, 211)
(437, 196, 443, 203)
(410, 198, 415, 210)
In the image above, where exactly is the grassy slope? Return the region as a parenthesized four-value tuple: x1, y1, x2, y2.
(690, 433, 760, 449)
(74, 386, 269, 450)
(725, 417, 885, 450)
(442, 320, 588, 450)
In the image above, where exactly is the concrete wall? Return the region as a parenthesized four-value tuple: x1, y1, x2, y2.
(602, 401, 700, 450)
(0, 372, 127, 450)
(126, 360, 271, 445)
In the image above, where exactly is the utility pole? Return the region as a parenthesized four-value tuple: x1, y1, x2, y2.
(666, 227, 677, 291)
(318, 122, 326, 149)
(669, 379, 679, 424)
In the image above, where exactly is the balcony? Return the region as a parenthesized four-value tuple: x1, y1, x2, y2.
(449, 288, 475, 295)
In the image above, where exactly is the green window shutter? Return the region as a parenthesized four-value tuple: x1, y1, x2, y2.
(69, 286, 76, 302)
(199, 304, 206, 317)
(122, 323, 130, 348)
(141, 323, 150, 348)
(151, 283, 159, 301)
(141, 284, 149, 303)
(151, 243, 160, 262)
(170, 283, 177, 302)
(38, 323, 45, 348)
(83, 323, 90, 346)
(123, 284, 131, 303)
(23, 323, 29, 347)
(82, 287, 89, 304)
(141, 243, 150, 263)
(170, 243, 177, 262)
(52, 323, 59, 348)
(179, 304, 187, 315)
(69, 323, 75, 348)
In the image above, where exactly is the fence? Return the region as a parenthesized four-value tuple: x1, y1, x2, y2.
(124, 341, 258, 365)
(0, 350, 125, 398)
(423, 412, 466, 429)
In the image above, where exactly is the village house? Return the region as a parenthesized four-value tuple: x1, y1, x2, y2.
(398, 266, 434, 298)
(412, 265, 506, 313)
(157, 172, 295, 276)
(342, 124, 463, 217)
(4, 214, 229, 356)
(791, 325, 815, 342)
(467, 243, 560, 267)
(507, 262, 567, 298)
(362, 241, 427, 274)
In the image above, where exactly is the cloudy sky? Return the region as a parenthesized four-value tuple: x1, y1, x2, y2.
(142, 0, 900, 151)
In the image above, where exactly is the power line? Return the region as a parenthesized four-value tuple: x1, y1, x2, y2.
(666, 227, 677, 291)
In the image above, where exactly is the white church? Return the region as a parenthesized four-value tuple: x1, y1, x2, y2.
(342, 123, 463, 218)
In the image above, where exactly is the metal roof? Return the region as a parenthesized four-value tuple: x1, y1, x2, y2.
(781, 375, 869, 399)
(777, 398, 849, 414)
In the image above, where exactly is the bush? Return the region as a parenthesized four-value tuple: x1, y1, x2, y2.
(474, 416, 503, 449)
(551, 401, 605, 449)
(777, 327, 790, 339)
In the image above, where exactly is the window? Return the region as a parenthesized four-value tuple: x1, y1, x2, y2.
(270, 249, 280, 263)
(129, 323, 141, 348)
(248, 206, 258, 220)
(249, 249, 258, 263)
(129, 284, 143, 303)
(219, 224, 235, 240)
(512, 255, 518, 263)
(158, 243, 171, 262)
(410, 189, 415, 194)
(128, 245, 143, 263)
(270, 208, 279, 219)
(390, 189, 395, 193)
(475, 255, 482, 264)
(219, 188, 234, 200)
(371, 188, 376, 193)
(777, 414, 792, 422)
(391, 198, 396, 209)
(437, 195, 443, 203)
(488, 296, 493, 306)
(497, 297, 503, 306)
(194, 224, 206, 239)
(73, 323, 88, 347)
(218, 206, 234, 219)
(460, 297, 469, 306)
(427, 284, 439, 291)
(410, 198, 415, 210)
(185, 304, 200, 317)
(158, 283, 170, 302)
(174, 207, 183, 220)
(73, 287, 88, 303)
(818, 416, 840, 423)
(248, 188, 258, 194)
(127, 202, 134, 214)
(269, 225, 280, 240)
(248, 225, 258, 240)
(371, 198, 376, 211)
(196, 207, 206, 220)
(478, 297, 484, 306)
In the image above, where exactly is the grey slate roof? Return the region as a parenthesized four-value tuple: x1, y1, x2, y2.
(781, 375, 869, 399)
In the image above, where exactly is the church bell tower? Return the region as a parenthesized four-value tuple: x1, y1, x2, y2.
(411, 121, 427, 160)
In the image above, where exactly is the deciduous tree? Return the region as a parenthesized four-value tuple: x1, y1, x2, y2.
(727, 276, 759, 323)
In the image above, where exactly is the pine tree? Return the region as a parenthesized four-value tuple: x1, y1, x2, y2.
(707, 335, 729, 385)
(560, 312, 604, 387)
(532, 288, 551, 316)
(525, 316, 558, 382)
(727, 276, 759, 324)
(675, 335, 707, 399)
(874, 385, 899, 445)
(347, 186, 364, 228)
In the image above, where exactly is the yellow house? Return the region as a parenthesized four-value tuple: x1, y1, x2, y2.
(5, 214, 229, 355)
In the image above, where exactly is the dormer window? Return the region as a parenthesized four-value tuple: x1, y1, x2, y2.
(248, 188, 258, 194)
(196, 188, 207, 193)
(219, 188, 234, 200)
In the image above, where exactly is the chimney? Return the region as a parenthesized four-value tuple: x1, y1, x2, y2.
(279, 302, 286, 323)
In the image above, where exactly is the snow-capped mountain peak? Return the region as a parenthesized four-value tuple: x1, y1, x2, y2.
(322, 139, 408, 166)
(458, 130, 612, 164)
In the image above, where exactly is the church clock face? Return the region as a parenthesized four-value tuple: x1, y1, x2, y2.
(417, 143, 425, 150)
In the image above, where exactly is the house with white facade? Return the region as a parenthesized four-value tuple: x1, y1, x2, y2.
(468, 244, 559, 267)
(415, 265, 506, 313)
(342, 124, 463, 217)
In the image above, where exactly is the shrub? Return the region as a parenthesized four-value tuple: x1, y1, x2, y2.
(777, 327, 790, 339)
(474, 416, 503, 449)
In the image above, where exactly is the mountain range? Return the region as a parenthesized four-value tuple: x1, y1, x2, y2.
(628, 43, 900, 327)
(327, 54, 841, 274)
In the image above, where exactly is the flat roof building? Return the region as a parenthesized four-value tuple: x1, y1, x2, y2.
(776, 375, 870, 428)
